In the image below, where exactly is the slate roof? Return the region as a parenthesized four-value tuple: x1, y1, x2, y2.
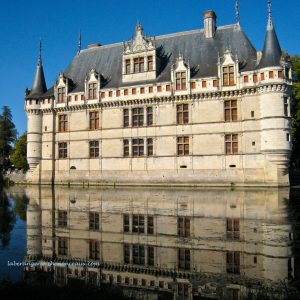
(26, 60, 47, 99)
(40, 23, 259, 96)
(257, 20, 282, 69)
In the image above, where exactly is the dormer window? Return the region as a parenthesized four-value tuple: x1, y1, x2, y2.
(176, 72, 187, 90)
(134, 57, 144, 73)
(171, 54, 190, 93)
(88, 83, 97, 100)
(125, 59, 131, 74)
(148, 56, 153, 71)
(85, 69, 99, 100)
(122, 23, 156, 83)
(223, 66, 234, 86)
(219, 50, 238, 87)
(58, 87, 65, 103)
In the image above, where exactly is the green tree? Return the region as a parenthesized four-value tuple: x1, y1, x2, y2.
(13, 194, 29, 222)
(291, 56, 300, 166)
(10, 132, 28, 171)
(0, 190, 16, 248)
(0, 106, 17, 171)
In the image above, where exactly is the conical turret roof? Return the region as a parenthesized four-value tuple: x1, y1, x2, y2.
(258, 4, 282, 69)
(26, 41, 47, 99)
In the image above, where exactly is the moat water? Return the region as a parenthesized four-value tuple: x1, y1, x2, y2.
(0, 185, 299, 299)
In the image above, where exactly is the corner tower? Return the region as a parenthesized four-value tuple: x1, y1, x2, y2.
(258, 1, 292, 185)
(25, 40, 47, 174)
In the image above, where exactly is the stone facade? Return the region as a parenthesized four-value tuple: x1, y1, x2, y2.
(23, 186, 295, 299)
(25, 8, 293, 186)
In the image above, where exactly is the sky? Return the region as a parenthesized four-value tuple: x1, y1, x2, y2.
(0, 0, 299, 135)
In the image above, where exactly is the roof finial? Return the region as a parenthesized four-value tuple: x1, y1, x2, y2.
(38, 37, 42, 66)
(235, 0, 240, 24)
(268, 0, 273, 28)
(135, 20, 143, 34)
(78, 30, 81, 54)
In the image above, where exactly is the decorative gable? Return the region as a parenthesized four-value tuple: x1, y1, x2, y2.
(171, 54, 191, 94)
(55, 73, 68, 103)
(85, 69, 100, 100)
(122, 23, 157, 83)
(218, 49, 239, 87)
(124, 23, 155, 54)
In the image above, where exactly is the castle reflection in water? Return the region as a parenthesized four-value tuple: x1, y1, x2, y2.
(23, 186, 298, 299)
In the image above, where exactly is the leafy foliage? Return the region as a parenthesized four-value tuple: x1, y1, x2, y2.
(291, 56, 300, 165)
(0, 190, 16, 248)
(12, 194, 29, 222)
(10, 132, 28, 171)
(0, 106, 17, 171)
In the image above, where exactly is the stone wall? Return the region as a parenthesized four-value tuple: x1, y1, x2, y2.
(4, 170, 27, 184)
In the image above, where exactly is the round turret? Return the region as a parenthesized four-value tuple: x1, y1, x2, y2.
(26, 198, 42, 257)
(25, 40, 47, 171)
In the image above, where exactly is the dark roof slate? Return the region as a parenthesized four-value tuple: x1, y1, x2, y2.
(257, 21, 282, 69)
(42, 24, 258, 96)
(27, 61, 47, 99)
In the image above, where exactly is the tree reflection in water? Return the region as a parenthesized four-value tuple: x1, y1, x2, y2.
(0, 189, 16, 248)
(12, 194, 29, 222)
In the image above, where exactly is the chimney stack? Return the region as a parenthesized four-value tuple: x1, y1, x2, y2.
(203, 10, 217, 38)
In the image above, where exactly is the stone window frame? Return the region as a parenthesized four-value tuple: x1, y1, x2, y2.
(146, 107, 153, 126)
(177, 217, 190, 237)
(178, 248, 190, 270)
(123, 138, 154, 157)
(89, 240, 100, 260)
(226, 251, 240, 274)
(175, 71, 187, 90)
(224, 100, 238, 122)
(132, 215, 145, 233)
(147, 138, 153, 156)
(176, 104, 189, 125)
(89, 212, 100, 231)
(222, 65, 235, 86)
(132, 244, 145, 265)
(123, 214, 154, 234)
(147, 246, 154, 266)
(123, 139, 130, 157)
(57, 87, 65, 103)
(177, 136, 189, 156)
(89, 140, 99, 158)
(125, 59, 131, 74)
(225, 134, 238, 155)
(123, 109, 130, 127)
(123, 214, 130, 232)
(58, 237, 68, 256)
(123, 244, 155, 266)
(58, 142, 68, 159)
(58, 114, 68, 132)
(133, 57, 145, 73)
(284, 96, 289, 117)
(132, 107, 144, 127)
(88, 82, 97, 100)
(132, 139, 144, 157)
(89, 111, 100, 130)
(226, 218, 240, 240)
(58, 210, 68, 228)
(147, 56, 153, 71)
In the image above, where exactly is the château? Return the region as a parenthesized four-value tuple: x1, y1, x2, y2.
(25, 3, 293, 186)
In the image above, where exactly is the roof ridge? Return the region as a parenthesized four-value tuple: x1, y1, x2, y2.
(156, 24, 236, 40)
(80, 24, 238, 51)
